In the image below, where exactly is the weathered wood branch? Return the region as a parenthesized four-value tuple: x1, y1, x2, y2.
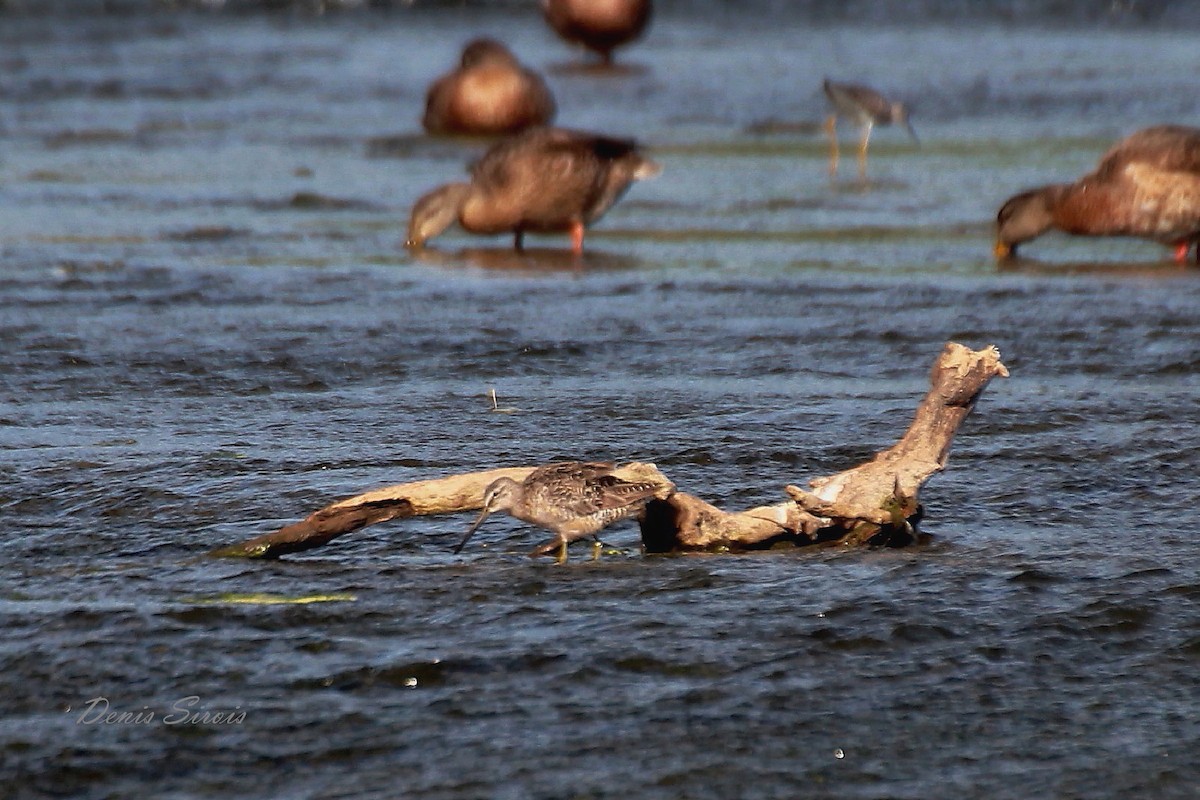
(787, 342, 1008, 522)
(210, 467, 537, 558)
(212, 342, 1007, 559)
(211, 462, 668, 559)
(640, 342, 1009, 551)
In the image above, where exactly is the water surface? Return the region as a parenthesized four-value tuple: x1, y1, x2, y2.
(2, 6, 1200, 799)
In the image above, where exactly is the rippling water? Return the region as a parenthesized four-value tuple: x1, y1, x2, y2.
(3, 5, 1200, 799)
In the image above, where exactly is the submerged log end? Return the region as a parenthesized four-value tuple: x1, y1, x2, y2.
(210, 498, 416, 559)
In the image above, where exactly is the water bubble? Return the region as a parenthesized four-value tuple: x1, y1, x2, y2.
(404, 677, 418, 688)
(834, 748, 845, 759)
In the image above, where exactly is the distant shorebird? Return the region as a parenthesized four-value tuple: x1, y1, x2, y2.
(454, 461, 674, 562)
(542, 0, 652, 66)
(405, 126, 661, 254)
(822, 79, 917, 179)
(995, 125, 1200, 263)
(422, 38, 556, 136)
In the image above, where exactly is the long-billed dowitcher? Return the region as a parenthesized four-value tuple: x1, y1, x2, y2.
(542, 0, 652, 66)
(995, 125, 1200, 262)
(423, 38, 556, 136)
(453, 461, 674, 562)
(405, 126, 661, 254)
(822, 78, 918, 179)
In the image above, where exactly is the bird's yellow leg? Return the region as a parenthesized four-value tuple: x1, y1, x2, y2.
(556, 538, 568, 564)
(824, 115, 839, 176)
(591, 540, 603, 561)
(857, 124, 872, 180)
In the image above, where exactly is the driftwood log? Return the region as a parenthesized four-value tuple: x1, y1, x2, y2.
(212, 342, 1007, 560)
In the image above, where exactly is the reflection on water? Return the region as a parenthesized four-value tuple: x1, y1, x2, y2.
(410, 246, 644, 272)
(3, 5, 1200, 800)
(996, 256, 1196, 278)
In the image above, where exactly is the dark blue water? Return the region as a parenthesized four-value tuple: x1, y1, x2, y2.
(2, 6, 1200, 799)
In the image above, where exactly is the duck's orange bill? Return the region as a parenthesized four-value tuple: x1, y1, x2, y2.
(993, 241, 1012, 259)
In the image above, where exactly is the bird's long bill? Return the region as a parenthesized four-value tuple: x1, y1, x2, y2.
(904, 119, 919, 145)
(453, 506, 493, 554)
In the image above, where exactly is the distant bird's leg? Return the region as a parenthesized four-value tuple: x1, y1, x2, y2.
(824, 114, 839, 177)
(857, 122, 873, 180)
(568, 220, 585, 254)
(1173, 241, 1190, 263)
(514, 229, 525, 253)
(557, 538, 569, 564)
(591, 540, 602, 561)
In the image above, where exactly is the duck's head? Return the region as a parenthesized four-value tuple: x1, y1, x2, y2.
(405, 183, 472, 250)
(995, 186, 1063, 258)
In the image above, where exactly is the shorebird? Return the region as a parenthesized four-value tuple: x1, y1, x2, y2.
(541, 0, 652, 66)
(422, 38, 556, 136)
(995, 125, 1200, 263)
(822, 78, 918, 179)
(405, 126, 661, 254)
(453, 461, 674, 563)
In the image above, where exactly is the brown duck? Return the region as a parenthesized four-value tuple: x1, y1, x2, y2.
(454, 461, 674, 563)
(542, 0, 652, 66)
(405, 126, 661, 253)
(995, 125, 1200, 262)
(422, 38, 556, 136)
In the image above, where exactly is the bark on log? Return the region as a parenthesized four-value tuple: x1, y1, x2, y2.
(212, 343, 1007, 559)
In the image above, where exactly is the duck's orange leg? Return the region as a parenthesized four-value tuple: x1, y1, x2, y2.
(569, 221, 585, 254)
(1173, 241, 1190, 263)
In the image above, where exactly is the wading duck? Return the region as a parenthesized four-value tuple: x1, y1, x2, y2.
(542, 0, 652, 66)
(995, 125, 1200, 262)
(422, 38, 556, 136)
(405, 126, 661, 253)
(822, 78, 918, 179)
(454, 461, 674, 563)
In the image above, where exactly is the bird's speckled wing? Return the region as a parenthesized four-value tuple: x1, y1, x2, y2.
(572, 474, 666, 516)
(526, 461, 660, 517)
